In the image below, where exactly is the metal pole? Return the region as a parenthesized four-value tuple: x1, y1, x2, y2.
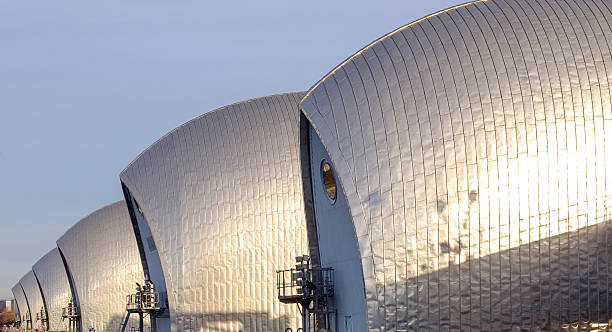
(304, 307, 310, 332)
(119, 313, 131, 332)
(301, 305, 307, 332)
(150, 315, 157, 332)
(138, 313, 143, 332)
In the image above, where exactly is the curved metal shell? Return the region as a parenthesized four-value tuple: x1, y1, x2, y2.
(33, 248, 73, 332)
(20, 271, 46, 330)
(12, 282, 29, 323)
(56, 201, 145, 332)
(120, 93, 309, 332)
(300, 0, 612, 330)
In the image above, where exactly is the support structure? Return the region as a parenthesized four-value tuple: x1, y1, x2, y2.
(35, 307, 47, 332)
(277, 256, 335, 332)
(120, 281, 162, 332)
(25, 311, 32, 331)
(14, 310, 21, 330)
(61, 298, 79, 332)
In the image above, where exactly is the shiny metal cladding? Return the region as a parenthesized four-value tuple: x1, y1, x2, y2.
(300, 0, 612, 329)
(12, 282, 30, 324)
(56, 202, 146, 332)
(21, 271, 46, 330)
(33, 248, 74, 332)
(120, 93, 309, 332)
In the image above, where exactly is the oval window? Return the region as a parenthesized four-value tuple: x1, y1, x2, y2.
(321, 161, 337, 202)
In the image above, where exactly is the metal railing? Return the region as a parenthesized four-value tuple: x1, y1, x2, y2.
(277, 267, 334, 301)
(35, 312, 47, 322)
(61, 299, 80, 332)
(126, 292, 161, 311)
(277, 255, 336, 332)
(61, 306, 79, 318)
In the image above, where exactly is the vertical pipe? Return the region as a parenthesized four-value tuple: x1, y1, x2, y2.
(150, 315, 157, 332)
(301, 306, 307, 332)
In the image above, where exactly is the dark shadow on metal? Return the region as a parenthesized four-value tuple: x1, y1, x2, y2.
(397, 221, 612, 331)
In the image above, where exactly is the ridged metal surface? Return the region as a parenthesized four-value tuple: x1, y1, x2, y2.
(120, 93, 309, 332)
(13, 282, 29, 323)
(21, 271, 46, 330)
(300, 0, 612, 330)
(56, 202, 145, 332)
(33, 248, 73, 332)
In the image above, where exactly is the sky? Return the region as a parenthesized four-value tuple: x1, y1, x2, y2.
(0, 0, 465, 299)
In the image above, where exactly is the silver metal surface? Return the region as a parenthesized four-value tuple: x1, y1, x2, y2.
(56, 202, 146, 332)
(300, 0, 612, 330)
(13, 282, 29, 323)
(21, 271, 46, 330)
(33, 248, 74, 332)
(120, 93, 309, 332)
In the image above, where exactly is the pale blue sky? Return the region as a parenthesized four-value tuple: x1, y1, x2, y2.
(0, 0, 465, 298)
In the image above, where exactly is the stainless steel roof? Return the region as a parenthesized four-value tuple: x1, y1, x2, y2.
(300, 0, 612, 329)
(56, 201, 145, 332)
(120, 93, 309, 331)
(32, 248, 73, 332)
(11, 282, 28, 323)
(20, 271, 45, 330)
